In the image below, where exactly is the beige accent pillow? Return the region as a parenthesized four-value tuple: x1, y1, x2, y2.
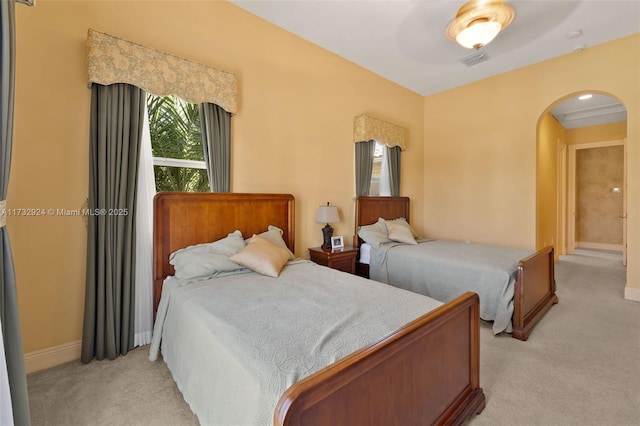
(230, 235, 290, 277)
(386, 221, 418, 245)
(253, 225, 296, 260)
(382, 217, 420, 239)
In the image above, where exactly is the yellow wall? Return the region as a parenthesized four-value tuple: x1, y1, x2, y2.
(424, 34, 639, 288)
(566, 121, 627, 145)
(12, 1, 640, 358)
(13, 1, 424, 353)
(537, 113, 566, 254)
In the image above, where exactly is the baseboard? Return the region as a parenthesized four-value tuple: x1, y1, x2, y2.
(575, 242, 623, 251)
(624, 287, 640, 302)
(24, 340, 81, 373)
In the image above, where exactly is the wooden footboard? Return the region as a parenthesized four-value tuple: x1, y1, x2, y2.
(512, 246, 558, 341)
(275, 292, 485, 426)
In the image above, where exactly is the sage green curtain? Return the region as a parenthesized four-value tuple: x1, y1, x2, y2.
(82, 83, 145, 363)
(1, 0, 31, 423)
(355, 140, 375, 196)
(386, 145, 401, 196)
(199, 102, 231, 192)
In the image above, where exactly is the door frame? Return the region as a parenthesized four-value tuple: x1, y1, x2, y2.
(567, 138, 626, 262)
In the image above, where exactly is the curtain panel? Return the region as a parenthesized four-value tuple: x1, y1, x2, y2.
(386, 146, 401, 197)
(1, 0, 31, 424)
(355, 140, 376, 196)
(199, 103, 231, 192)
(82, 83, 145, 363)
(133, 106, 155, 347)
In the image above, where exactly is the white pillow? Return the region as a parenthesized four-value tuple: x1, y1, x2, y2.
(230, 235, 290, 277)
(358, 220, 390, 247)
(170, 230, 245, 259)
(386, 221, 418, 245)
(171, 253, 245, 279)
(169, 230, 246, 279)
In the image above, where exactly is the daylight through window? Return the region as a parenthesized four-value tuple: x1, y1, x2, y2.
(370, 142, 391, 196)
(147, 94, 209, 192)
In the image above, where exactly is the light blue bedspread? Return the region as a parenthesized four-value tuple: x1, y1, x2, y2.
(149, 259, 442, 426)
(370, 240, 534, 335)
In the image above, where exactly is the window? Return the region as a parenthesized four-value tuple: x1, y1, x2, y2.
(147, 94, 209, 192)
(369, 142, 391, 196)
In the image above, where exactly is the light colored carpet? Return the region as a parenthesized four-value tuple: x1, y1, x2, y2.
(467, 251, 640, 425)
(27, 252, 640, 425)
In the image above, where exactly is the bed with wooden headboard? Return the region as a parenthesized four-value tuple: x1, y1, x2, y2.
(152, 192, 485, 425)
(354, 196, 558, 341)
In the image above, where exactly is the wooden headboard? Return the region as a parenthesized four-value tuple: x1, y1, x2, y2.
(153, 192, 295, 314)
(354, 196, 410, 248)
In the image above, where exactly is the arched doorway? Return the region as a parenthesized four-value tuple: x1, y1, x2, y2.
(537, 92, 627, 267)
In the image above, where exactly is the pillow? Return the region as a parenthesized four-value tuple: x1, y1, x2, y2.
(170, 230, 246, 260)
(230, 235, 290, 277)
(357, 220, 390, 247)
(169, 230, 246, 279)
(382, 217, 420, 239)
(386, 221, 418, 245)
(172, 253, 245, 279)
(250, 225, 296, 260)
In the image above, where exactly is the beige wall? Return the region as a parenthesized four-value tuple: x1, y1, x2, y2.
(12, 1, 640, 357)
(537, 113, 566, 254)
(13, 1, 424, 353)
(567, 121, 627, 145)
(424, 34, 639, 287)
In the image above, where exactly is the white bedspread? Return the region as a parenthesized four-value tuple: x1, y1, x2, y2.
(149, 260, 442, 426)
(370, 240, 534, 335)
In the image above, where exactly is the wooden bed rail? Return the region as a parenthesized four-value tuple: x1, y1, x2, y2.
(513, 245, 558, 341)
(274, 292, 485, 426)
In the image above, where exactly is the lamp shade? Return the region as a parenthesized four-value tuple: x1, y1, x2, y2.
(315, 204, 340, 224)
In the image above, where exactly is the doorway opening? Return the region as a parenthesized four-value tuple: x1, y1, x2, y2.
(536, 92, 627, 268)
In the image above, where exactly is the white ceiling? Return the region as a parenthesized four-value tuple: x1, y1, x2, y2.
(550, 93, 627, 129)
(231, 0, 638, 128)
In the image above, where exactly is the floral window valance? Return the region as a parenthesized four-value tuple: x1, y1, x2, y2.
(353, 114, 406, 150)
(86, 29, 237, 114)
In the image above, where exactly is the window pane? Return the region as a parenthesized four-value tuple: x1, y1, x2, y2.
(370, 158, 382, 195)
(153, 166, 209, 192)
(147, 94, 204, 161)
(369, 142, 385, 195)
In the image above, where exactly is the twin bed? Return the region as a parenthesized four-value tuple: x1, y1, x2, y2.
(150, 192, 485, 426)
(354, 196, 558, 341)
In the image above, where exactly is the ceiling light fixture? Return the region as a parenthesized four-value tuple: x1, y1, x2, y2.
(446, 0, 515, 50)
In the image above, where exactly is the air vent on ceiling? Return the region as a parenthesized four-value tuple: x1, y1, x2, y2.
(460, 51, 491, 67)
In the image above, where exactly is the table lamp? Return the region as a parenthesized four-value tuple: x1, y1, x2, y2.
(315, 202, 340, 249)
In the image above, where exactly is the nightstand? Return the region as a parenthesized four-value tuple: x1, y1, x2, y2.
(308, 246, 358, 274)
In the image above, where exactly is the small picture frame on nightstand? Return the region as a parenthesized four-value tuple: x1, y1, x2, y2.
(331, 235, 344, 250)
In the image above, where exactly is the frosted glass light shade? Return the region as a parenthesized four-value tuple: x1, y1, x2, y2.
(445, 0, 515, 50)
(315, 205, 339, 224)
(456, 20, 502, 49)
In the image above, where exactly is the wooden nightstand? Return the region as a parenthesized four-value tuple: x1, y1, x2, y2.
(308, 246, 358, 274)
